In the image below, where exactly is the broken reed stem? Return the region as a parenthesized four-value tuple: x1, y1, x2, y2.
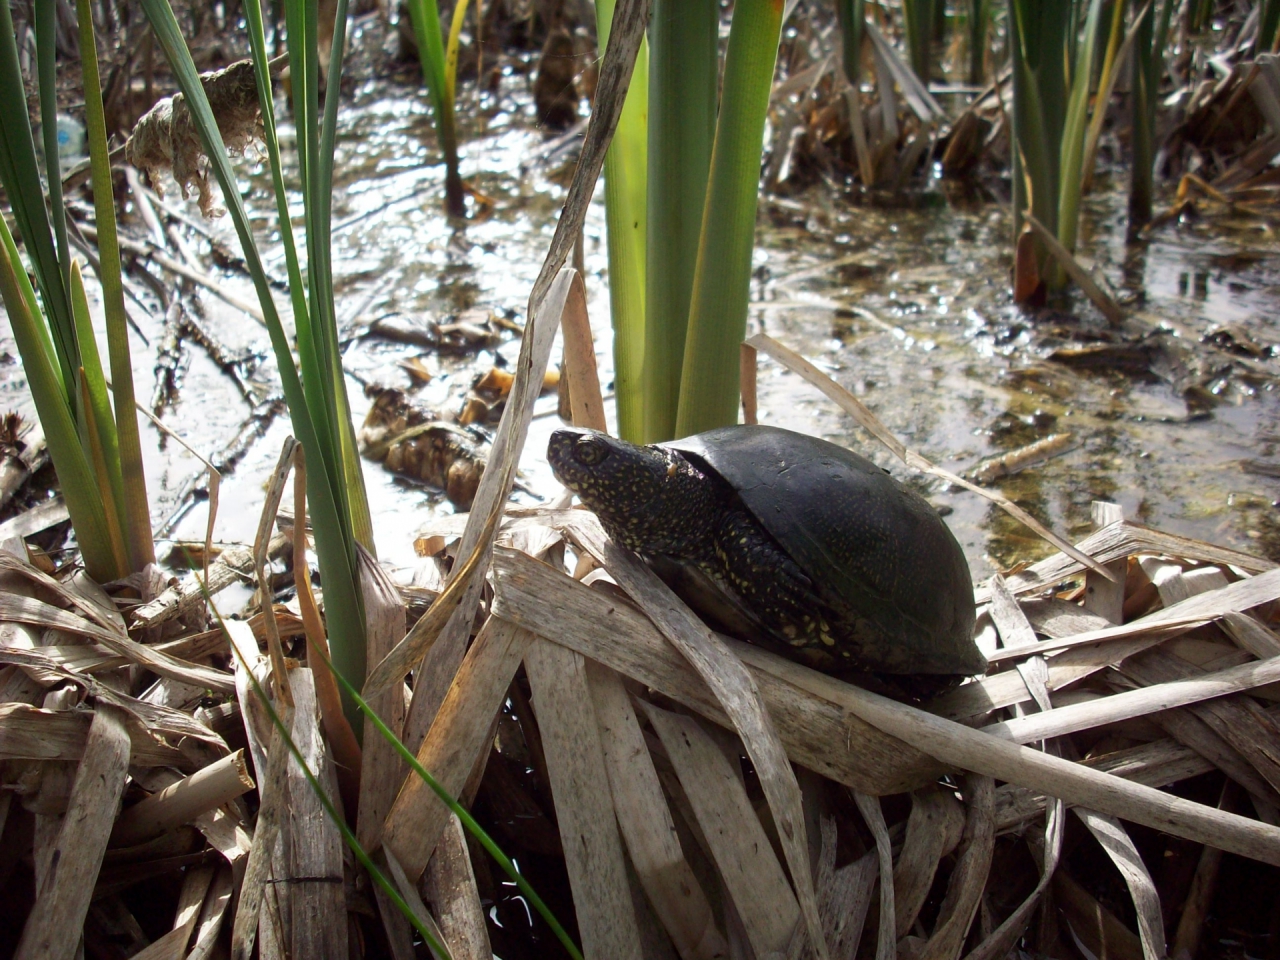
(110, 748, 254, 849)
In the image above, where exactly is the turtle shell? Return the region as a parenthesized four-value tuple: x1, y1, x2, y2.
(665, 425, 983, 676)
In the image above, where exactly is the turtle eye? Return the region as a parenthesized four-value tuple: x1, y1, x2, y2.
(574, 435, 609, 466)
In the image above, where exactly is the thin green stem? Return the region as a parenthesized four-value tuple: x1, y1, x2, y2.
(76, 0, 155, 569)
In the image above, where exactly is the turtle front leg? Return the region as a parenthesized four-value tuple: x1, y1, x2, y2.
(710, 507, 839, 652)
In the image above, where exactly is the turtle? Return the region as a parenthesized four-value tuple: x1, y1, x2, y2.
(547, 424, 984, 696)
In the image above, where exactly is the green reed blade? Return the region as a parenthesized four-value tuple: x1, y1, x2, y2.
(75, 0, 155, 569)
(0, 216, 117, 580)
(642, 0, 716, 443)
(0, 1, 76, 394)
(34, 1, 70, 297)
(138, 0, 370, 723)
(596, 0, 649, 442)
(1056, 0, 1105, 262)
(675, 0, 785, 438)
(404, 0, 465, 214)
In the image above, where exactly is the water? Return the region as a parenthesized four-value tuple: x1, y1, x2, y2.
(3, 66, 1278, 582)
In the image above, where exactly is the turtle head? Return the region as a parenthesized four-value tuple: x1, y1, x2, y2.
(548, 427, 717, 555)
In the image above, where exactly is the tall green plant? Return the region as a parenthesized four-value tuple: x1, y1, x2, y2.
(902, 0, 938, 84)
(137, 0, 372, 726)
(1262, 0, 1280, 52)
(403, 0, 465, 216)
(1129, 0, 1174, 232)
(641, 0, 716, 443)
(0, 0, 154, 581)
(674, 0, 786, 437)
(835, 0, 866, 88)
(1009, 0, 1106, 296)
(966, 0, 992, 84)
(595, 0, 650, 442)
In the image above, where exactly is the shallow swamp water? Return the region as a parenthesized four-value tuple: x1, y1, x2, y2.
(4, 40, 1280, 583)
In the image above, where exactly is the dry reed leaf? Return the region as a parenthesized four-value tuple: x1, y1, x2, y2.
(1222, 611, 1280, 658)
(131, 541, 258, 628)
(525, 637, 646, 958)
(991, 731, 1239, 832)
(128, 864, 215, 960)
(133, 764, 254, 866)
(1073, 809, 1166, 960)
(0, 644, 228, 752)
(110, 749, 253, 848)
(983, 568, 1280, 665)
(559, 270, 606, 432)
(15, 703, 131, 960)
(232, 718, 290, 960)
(981, 521, 1274, 604)
(0, 700, 185, 766)
(892, 786, 965, 938)
(285, 669, 348, 960)
(769, 651, 1280, 863)
(565, 518, 829, 956)
(964, 796, 1063, 960)
(392, 267, 569, 751)
(381, 847, 451, 958)
(1053, 870, 1145, 960)
(383, 618, 533, 881)
(355, 547, 407, 853)
(829, 851, 879, 960)
(489, 543, 944, 793)
(917, 776, 994, 960)
(585, 660, 727, 960)
(421, 814, 493, 960)
(853, 792, 897, 960)
(643, 700, 801, 957)
(186, 863, 235, 960)
(398, 0, 649, 748)
(1122, 650, 1280, 802)
(982, 654, 1280, 744)
(746, 333, 1115, 582)
(0, 591, 233, 692)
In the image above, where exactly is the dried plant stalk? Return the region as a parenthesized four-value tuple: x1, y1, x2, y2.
(110, 748, 253, 848)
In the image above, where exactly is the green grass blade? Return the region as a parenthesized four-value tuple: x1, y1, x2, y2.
(445, 0, 472, 106)
(597, 0, 649, 442)
(314, 0, 375, 552)
(966, 0, 991, 84)
(901, 0, 936, 83)
(1009, 0, 1070, 275)
(1130, 0, 1174, 229)
(138, 0, 369, 723)
(835, 0, 866, 87)
(675, 0, 785, 438)
(75, 0, 155, 569)
(642, 0, 716, 443)
(1056, 0, 1105, 261)
(33, 0, 71, 296)
(68, 261, 128, 570)
(0, 216, 117, 581)
(404, 0, 464, 215)
(1081, 0, 1129, 194)
(1262, 0, 1280, 52)
(0, 1, 76, 393)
